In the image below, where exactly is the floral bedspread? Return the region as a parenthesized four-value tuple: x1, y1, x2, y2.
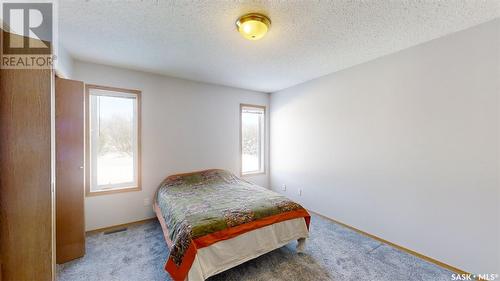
(155, 169, 310, 281)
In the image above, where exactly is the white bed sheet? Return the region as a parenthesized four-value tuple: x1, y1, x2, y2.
(187, 217, 309, 281)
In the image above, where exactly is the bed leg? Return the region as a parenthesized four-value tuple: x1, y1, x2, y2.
(296, 238, 306, 253)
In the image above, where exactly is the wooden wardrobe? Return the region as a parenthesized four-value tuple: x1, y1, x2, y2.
(0, 37, 55, 281)
(55, 77, 86, 264)
(0, 28, 85, 281)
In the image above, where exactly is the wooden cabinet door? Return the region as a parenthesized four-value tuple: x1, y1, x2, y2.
(0, 67, 54, 281)
(55, 77, 85, 264)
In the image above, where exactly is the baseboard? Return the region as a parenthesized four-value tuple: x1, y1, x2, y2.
(308, 210, 470, 276)
(85, 217, 157, 235)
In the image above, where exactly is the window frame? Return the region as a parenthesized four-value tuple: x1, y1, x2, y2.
(240, 103, 266, 176)
(85, 84, 142, 197)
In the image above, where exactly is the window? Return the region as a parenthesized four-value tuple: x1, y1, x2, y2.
(240, 104, 265, 175)
(86, 85, 141, 196)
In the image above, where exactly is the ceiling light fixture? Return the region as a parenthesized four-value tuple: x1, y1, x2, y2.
(236, 13, 271, 41)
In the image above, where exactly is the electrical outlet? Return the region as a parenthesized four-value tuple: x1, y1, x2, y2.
(281, 184, 287, 191)
(298, 188, 303, 196)
(143, 198, 151, 206)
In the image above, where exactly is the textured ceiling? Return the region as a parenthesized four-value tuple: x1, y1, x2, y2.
(59, 0, 500, 92)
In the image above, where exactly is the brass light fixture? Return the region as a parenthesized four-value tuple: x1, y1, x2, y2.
(236, 13, 271, 41)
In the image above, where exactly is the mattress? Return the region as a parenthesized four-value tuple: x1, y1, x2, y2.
(154, 169, 310, 281)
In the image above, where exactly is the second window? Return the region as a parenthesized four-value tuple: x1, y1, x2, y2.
(241, 104, 265, 175)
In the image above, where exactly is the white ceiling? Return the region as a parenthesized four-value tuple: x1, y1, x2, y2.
(59, 0, 499, 93)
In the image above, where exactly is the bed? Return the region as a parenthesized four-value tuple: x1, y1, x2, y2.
(153, 169, 310, 281)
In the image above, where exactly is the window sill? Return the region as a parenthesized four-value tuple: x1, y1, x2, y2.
(86, 186, 141, 197)
(241, 172, 266, 177)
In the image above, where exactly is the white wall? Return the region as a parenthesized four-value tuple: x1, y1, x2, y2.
(55, 45, 74, 79)
(270, 19, 499, 274)
(73, 61, 269, 231)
